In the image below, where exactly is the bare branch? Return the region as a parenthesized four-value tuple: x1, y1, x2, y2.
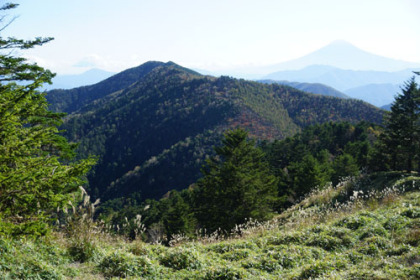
(0, 14, 18, 32)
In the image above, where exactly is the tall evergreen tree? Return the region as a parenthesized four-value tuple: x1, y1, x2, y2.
(0, 3, 95, 235)
(194, 129, 277, 232)
(380, 76, 420, 172)
(415, 72, 420, 172)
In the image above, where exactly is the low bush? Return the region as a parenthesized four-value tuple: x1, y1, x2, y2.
(207, 240, 259, 254)
(298, 260, 338, 279)
(221, 249, 251, 261)
(67, 238, 99, 263)
(385, 244, 412, 256)
(358, 223, 389, 240)
(383, 214, 410, 231)
(401, 207, 420, 219)
(159, 246, 203, 270)
(0, 237, 70, 280)
(335, 214, 375, 230)
(203, 265, 248, 280)
(242, 255, 282, 272)
(358, 242, 380, 256)
(265, 231, 305, 246)
(99, 251, 155, 278)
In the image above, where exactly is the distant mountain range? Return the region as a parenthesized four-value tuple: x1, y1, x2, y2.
(264, 65, 417, 91)
(343, 84, 401, 107)
(259, 80, 349, 99)
(53, 41, 419, 108)
(381, 103, 392, 111)
(46, 61, 382, 203)
(263, 65, 418, 107)
(43, 69, 115, 90)
(193, 41, 420, 108)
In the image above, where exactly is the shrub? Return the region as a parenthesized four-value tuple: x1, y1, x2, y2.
(401, 207, 420, 219)
(99, 251, 155, 278)
(159, 246, 203, 270)
(0, 237, 66, 280)
(129, 240, 150, 256)
(358, 223, 389, 240)
(335, 214, 374, 230)
(326, 227, 355, 247)
(298, 260, 336, 279)
(221, 249, 251, 261)
(264, 244, 324, 269)
(207, 241, 258, 254)
(409, 229, 420, 247)
(3, 260, 61, 280)
(242, 255, 282, 272)
(385, 244, 412, 256)
(358, 243, 379, 256)
(346, 250, 365, 264)
(67, 238, 99, 263)
(265, 231, 305, 246)
(302, 225, 355, 250)
(344, 269, 390, 280)
(203, 265, 248, 280)
(63, 188, 102, 262)
(383, 215, 410, 231)
(406, 264, 420, 279)
(305, 233, 343, 251)
(399, 228, 420, 246)
(267, 250, 298, 269)
(363, 236, 391, 250)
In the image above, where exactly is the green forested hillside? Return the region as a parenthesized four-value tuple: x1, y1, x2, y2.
(274, 85, 382, 127)
(47, 61, 383, 203)
(104, 122, 380, 240)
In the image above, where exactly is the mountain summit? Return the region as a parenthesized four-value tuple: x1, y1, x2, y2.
(267, 40, 420, 72)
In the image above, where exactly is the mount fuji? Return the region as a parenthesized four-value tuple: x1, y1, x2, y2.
(265, 40, 420, 72)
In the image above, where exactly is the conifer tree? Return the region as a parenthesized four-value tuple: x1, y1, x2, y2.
(0, 3, 95, 235)
(331, 153, 359, 184)
(194, 129, 277, 232)
(288, 154, 330, 198)
(380, 76, 420, 172)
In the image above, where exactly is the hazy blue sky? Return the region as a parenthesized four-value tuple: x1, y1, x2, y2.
(3, 0, 420, 74)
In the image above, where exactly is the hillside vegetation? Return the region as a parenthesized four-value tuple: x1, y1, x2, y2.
(101, 122, 382, 240)
(1, 173, 418, 279)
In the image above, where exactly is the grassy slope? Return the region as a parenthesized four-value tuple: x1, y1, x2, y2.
(1, 173, 419, 279)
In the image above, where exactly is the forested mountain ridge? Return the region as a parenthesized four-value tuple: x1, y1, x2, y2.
(46, 61, 177, 113)
(47, 61, 383, 203)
